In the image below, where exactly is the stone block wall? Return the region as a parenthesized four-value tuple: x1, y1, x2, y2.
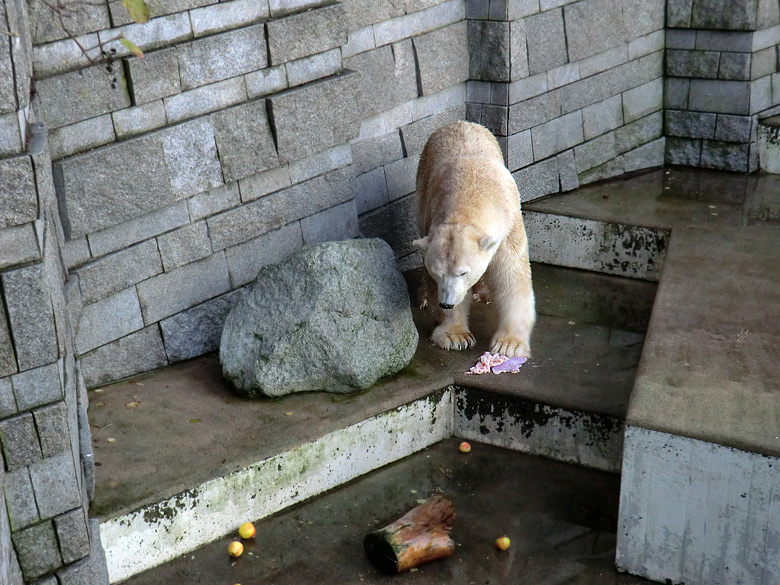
(3, 1, 780, 583)
(664, 0, 780, 172)
(29, 0, 471, 390)
(464, 0, 667, 202)
(1, 1, 108, 581)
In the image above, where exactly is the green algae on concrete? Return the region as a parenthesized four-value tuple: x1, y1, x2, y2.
(123, 440, 648, 585)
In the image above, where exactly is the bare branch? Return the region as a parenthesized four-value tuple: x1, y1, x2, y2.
(33, 0, 149, 74)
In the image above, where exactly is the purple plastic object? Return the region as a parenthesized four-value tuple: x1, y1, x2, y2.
(491, 356, 527, 373)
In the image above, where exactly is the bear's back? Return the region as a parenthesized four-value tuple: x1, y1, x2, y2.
(415, 122, 520, 234)
(419, 121, 503, 163)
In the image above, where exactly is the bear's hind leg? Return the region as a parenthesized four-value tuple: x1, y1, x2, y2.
(431, 297, 476, 351)
(416, 271, 438, 310)
(472, 276, 492, 304)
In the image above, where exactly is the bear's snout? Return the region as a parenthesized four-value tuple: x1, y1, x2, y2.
(439, 303, 454, 310)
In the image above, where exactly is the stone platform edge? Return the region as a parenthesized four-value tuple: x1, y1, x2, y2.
(101, 383, 625, 583)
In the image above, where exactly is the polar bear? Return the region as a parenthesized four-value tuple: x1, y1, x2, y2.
(412, 121, 536, 357)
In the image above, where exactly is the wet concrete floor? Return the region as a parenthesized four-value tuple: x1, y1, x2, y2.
(124, 438, 649, 585)
(89, 263, 655, 521)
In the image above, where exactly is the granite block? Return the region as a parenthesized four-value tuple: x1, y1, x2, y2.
(622, 78, 663, 122)
(0, 223, 40, 270)
(2, 264, 58, 371)
(55, 508, 90, 564)
(300, 200, 360, 244)
(245, 65, 289, 98)
(224, 221, 304, 287)
(564, 0, 625, 61)
(665, 110, 718, 139)
(211, 99, 279, 182)
(413, 21, 469, 95)
(87, 201, 190, 258)
(285, 48, 342, 86)
(136, 252, 230, 323)
(36, 65, 130, 130)
(344, 42, 418, 118)
(79, 326, 167, 388)
(125, 48, 181, 105)
(582, 94, 623, 140)
(29, 452, 82, 519)
(351, 131, 404, 174)
(190, 0, 269, 37)
(112, 101, 167, 139)
(49, 115, 117, 161)
(689, 79, 750, 115)
(12, 520, 61, 580)
(0, 413, 42, 470)
(267, 3, 347, 65)
(525, 8, 567, 75)
(164, 76, 247, 123)
(469, 20, 510, 82)
(0, 156, 36, 229)
(3, 468, 39, 530)
(0, 377, 15, 417)
(177, 24, 267, 90)
(32, 401, 69, 458)
(75, 240, 162, 305)
(531, 109, 584, 160)
(75, 288, 144, 354)
(269, 71, 361, 162)
(160, 290, 243, 362)
(238, 165, 293, 203)
(289, 144, 353, 184)
(157, 221, 212, 272)
(209, 167, 355, 249)
(715, 114, 753, 143)
(188, 183, 241, 221)
(355, 167, 390, 214)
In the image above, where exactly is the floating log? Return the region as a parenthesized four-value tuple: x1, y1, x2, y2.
(363, 495, 456, 574)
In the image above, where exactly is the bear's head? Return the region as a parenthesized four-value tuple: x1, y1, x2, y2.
(413, 224, 499, 310)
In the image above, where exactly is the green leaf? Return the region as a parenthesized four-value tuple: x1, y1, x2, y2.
(122, 0, 150, 24)
(120, 37, 144, 59)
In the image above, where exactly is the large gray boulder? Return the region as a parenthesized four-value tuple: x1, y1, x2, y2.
(220, 238, 419, 397)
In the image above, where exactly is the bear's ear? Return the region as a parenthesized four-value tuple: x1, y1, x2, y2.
(412, 236, 430, 252)
(479, 235, 499, 252)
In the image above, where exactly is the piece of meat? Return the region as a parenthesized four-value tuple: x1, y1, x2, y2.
(466, 352, 508, 374)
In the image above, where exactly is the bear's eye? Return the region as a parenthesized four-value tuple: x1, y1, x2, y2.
(458, 270, 469, 277)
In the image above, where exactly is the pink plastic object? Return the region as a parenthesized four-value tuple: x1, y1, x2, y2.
(490, 356, 527, 373)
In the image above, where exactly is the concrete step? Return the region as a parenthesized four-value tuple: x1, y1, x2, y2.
(90, 262, 652, 583)
(91, 164, 780, 585)
(121, 439, 650, 585)
(526, 166, 780, 585)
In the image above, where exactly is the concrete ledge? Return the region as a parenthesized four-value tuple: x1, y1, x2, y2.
(627, 224, 780, 455)
(527, 168, 780, 457)
(525, 166, 780, 585)
(99, 378, 630, 582)
(101, 389, 453, 582)
(455, 387, 624, 472)
(617, 426, 780, 585)
(92, 262, 647, 581)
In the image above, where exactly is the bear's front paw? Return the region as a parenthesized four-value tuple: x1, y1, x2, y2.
(490, 335, 531, 358)
(431, 325, 476, 351)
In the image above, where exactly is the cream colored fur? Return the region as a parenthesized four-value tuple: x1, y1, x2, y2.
(413, 121, 536, 357)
